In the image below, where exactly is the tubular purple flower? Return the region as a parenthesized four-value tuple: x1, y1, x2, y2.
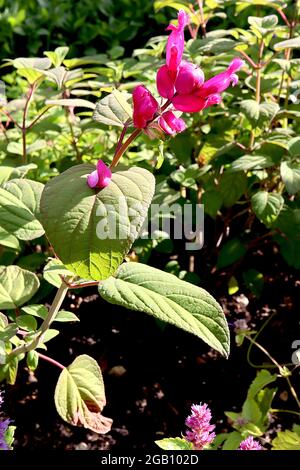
(87, 160, 112, 189)
(166, 10, 188, 72)
(198, 57, 245, 98)
(132, 85, 159, 129)
(239, 436, 263, 450)
(159, 111, 186, 135)
(174, 61, 204, 95)
(184, 403, 216, 450)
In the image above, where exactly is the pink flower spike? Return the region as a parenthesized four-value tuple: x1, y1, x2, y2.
(184, 403, 216, 450)
(239, 436, 263, 451)
(175, 61, 204, 95)
(159, 111, 186, 135)
(198, 58, 245, 98)
(132, 85, 159, 129)
(87, 160, 112, 190)
(166, 10, 188, 72)
(156, 65, 176, 100)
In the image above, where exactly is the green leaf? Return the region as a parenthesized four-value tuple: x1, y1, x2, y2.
(272, 430, 300, 450)
(241, 100, 279, 127)
(155, 437, 193, 450)
(0, 323, 18, 341)
(55, 310, 79, 322)
(222, 431, 243, 450)
(228, 276, 239, 295)
(202, 190, 223, 219)
(44, 47, 69, 67)
(0, 227, 20, 250)
(6, 356, 19, 385)
(229, 155, 274, 172)
(93, 90, 132, 127)
(247, 370, 277, 399)
(251, 191, 284, 227)
(4, 425, 15, 449)
(26, 350, 39, 371)
(46, 98, 95, 110)
(0, 179, 44, 240)
(99, 262, 229, 357)
(288, 137, 300, 157)
(54, 354, 112, 433)
(219, 172, 247, 207)
(40, 164, 155, 281)
(0, 265, 40, 310)
(280, 161, 300, 195)
(43, 259, 75, 288)
(243, 269, 264, 296)
(217, 239, 246, 269)
(16, 314, 37, 331)
(274, 38, 300, 51)
(21, 304, 48, 319)
(242, 398, 262, 424)
(12, 57, 52, 70)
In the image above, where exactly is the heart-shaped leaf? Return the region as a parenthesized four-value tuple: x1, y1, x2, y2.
(93, 90, 132, 127)
(54, 354, 112, 434)
(99, 262, 229, 357)
(40, 164, 155, 280)
(251, 191, 284, 227)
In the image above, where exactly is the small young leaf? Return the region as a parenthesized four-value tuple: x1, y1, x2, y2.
(155, 437, 193, 450)
(0, 265, 40, 310)
(251, 191, 284, 227)
(16, 314, 38, 332)
(54, 354, 112, 433)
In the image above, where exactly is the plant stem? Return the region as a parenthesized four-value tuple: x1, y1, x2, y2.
(22, 85, 34, 164)
(9, 280, 69, 358)
(270, 408, 300, 418)
(27, 106, 51, 130)
(197, 0, 207, 37)
(246, 336, 300, 410)
(37, 352, 65, 370)
(110, 128, 141, 169)
(0, 108, 21, 129)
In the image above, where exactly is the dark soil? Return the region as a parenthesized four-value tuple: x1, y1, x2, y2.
(5, 239, 300, 450)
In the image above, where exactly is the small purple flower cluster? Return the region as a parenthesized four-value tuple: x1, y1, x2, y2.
(184, 403, 263, 451)
(0, 392, 10, 451)
(184, 403, 216, 450)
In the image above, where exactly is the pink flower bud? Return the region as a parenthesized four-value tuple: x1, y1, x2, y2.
(198, 57, 244, 98)
(166, 9, 188, 72)
(132, 85, 159, 129)
(87, 160, 112, 189)
(159, 111, 186, 135)
(156, 65, 176, 100)
(175, 61, 204, 95)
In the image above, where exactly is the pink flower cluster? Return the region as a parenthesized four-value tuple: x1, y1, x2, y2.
(184, 403, 216, 450)
(239, 436, 263, 450)
(132, 10, 244, 135)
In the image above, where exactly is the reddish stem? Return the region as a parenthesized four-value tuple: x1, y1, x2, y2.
(37, 352, 65, 370)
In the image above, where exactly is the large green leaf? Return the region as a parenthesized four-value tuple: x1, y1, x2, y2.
(251, 191, 284, 227)
(272, 430, 300, 450)
(93, 90, 132, 127)
(54, 355, 112, 433)
(40, 164, 155, 280)
(0, 179, 44, 240)
(219, 172, 247, 207)
(247, 370, 277, 399)
(0, 265, 40, 310)
(274, 38, 300, 51)
(99, 262, 229, 357)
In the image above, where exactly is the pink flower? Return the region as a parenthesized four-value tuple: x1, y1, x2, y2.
(132, 85, 159, 129)
(172, 58, 243, 113)
(159, 111, 186, 135)
(198, 58, 244, 98)
(156, 65, 176, 100)
(239, 436, 263, 451)
(175, 61, 204, 95)
(166, 10, 188, 72)
(184, 403, 216, 450)
(87, 160, 112, 189)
